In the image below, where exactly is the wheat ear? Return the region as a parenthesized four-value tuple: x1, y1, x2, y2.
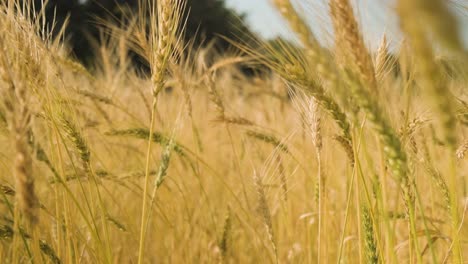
(375, 34, 390, 81)
(362, 206, 379, 264)
(253, 172, 278, 263)
(272, 0, 342, 94)
(456, 140, 468, 160)
(343, 69, 419, 259)
(0, 47, 38, 225)
(329, 0, 377, 91)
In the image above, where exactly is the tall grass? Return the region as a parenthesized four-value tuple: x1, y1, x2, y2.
(0, 0, 467, 263)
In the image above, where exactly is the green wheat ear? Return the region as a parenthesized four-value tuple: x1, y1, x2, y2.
(219, 206, 232, 259)
(362, 206, 379, 264)
(59, 113, 91, 170)
(105, 128, 188, 158)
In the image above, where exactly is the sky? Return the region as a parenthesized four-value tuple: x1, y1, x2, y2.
(226, 0, 290, 39)
(225, 0, 468, 50)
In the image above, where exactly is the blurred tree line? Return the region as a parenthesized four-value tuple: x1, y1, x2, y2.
(26, 0, 253, 65)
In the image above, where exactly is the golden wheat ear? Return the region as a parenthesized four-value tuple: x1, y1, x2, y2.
(329, 0, 377, 92)
(0, 44, 38, 227)
(456, 140, 468, 160)
(374, 33, 390, 81)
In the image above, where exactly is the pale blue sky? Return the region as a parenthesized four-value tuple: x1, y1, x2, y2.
(225, 0, 468, 50)
(226, 0, 290, 39)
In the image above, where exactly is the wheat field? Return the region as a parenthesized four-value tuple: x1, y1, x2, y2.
(0, 0, 467, 263)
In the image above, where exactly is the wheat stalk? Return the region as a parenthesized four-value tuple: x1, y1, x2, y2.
(138, 1, 184, 262)
(308, 98, 326, 262)
(398, 1, 462, 261)
(345, 70, 412, 202)
(342, 69, 420, 259)
(397, 1, 457, 148)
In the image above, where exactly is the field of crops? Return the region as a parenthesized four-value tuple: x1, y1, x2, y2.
(0, 0, 467, 263)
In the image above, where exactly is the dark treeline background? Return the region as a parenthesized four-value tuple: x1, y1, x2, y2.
(26, 0, 254, 66)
